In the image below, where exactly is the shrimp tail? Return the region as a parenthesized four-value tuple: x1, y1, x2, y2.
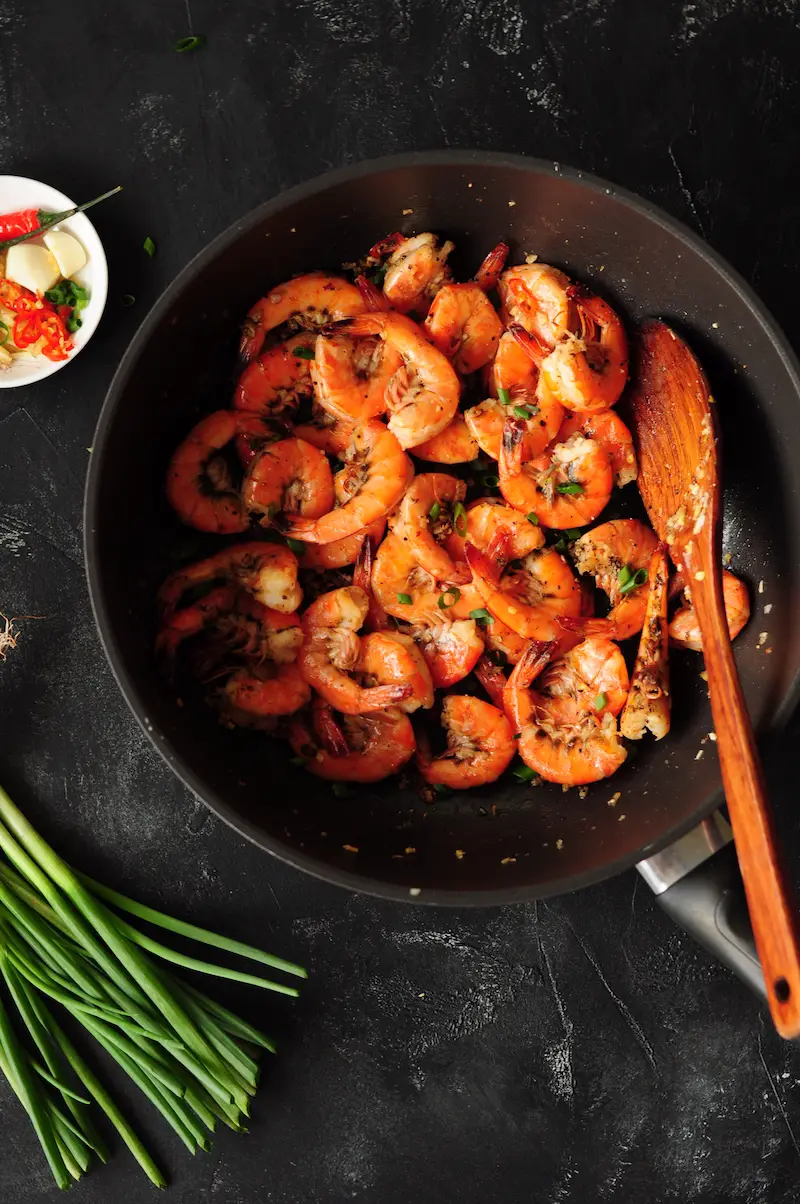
(365, 684, 414, 708)
(355, 274, 390, 312)
(474, 655, 508, 709)
(508, 322, 550, 367)
(369, 232, 405, 260)
(353, 535, 391, 632)
(464, 540, 501, 585)
(474, 242, 510, 293)
(311, 697, 350, 757)
(499, 417, 526, 478)
(509, 639, 559, 690)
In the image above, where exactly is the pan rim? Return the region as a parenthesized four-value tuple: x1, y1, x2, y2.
(84, 149, 800, 906)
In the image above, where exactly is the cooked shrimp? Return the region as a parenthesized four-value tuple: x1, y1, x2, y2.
(499, 420, 614, 529)
(288, 705, 416, 783)
(233, 334, 316, 417)
(556, 409, 637, 488)
(338, 313, 460, 450)
(294, 408, 356, 457)
(301, 518, 387, 571)
(498, 263, 577, 346)
(354, 273, 390, 312)
(532, 637, 630, 727)
(243, 436, 334, 526)
(669, 569, 750, 651)
(567, 519, 659, 640)
(158, 542, 302, 617)
(538, 287, 628, 412)
(620, 545, 671, 740)
(474, 242, 510, 293)
(298, 585, 411, 714)
(505, 642, 626, 786)
(311, 331, 402, 422)
(409, 618, 484, 688)
(358, 631, 434, 712)
(371, 232, 454, 316)
(466, 538, 583, 640)
(468, 331, 564, 463)
(416, 695, 515, 789)
(372, 532, 482, 624)
(166, 410, 271, 534)
(423, 284, 503, 374)
(473, 654, 509, 709)
(205, 592, 304, 667)
(414, 413, 480, 464)
(238, 273, 365, 367)
(351, 532, 392, 633)
(219, 662, 311, 726)
(391, 472, 471, 586)
(287, 420, 413, 544)
(155, 584, 237, 663)
(445, 498, 545, 566)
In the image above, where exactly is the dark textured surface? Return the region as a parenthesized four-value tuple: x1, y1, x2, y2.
(3, 2, 800, 1201)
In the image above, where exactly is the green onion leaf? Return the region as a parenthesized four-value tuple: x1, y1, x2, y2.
(564, 527, 584, 540)
(428, 501, 441, 522)
(331, 783, 352, 798)
(143, 236, 156, 258)
(618, 564, 633, 587)
(292, 346, 315, 360)
(433, 783, 451, 797)
(453, 501, 467, 536)
(511, 764, 536, 782)
(438, 587, 461, 610)
(526, 512, 539, 525)
(175, 35, 205, 52)
(122, 294, 135, 307)
(556, 482, 584, 495)
(512, 406, 533, 419)
(469, 608, 494, 626)
(483, 474, 500, 488)
(285, 537, 306, 556)
(497, 387, 511, 406)
(397, 593, 413, 605)
(594, 692, 608, 711)
(619, 567, 648, 596)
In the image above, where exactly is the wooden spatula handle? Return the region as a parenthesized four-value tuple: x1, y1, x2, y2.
(688, 542, 800, 1037)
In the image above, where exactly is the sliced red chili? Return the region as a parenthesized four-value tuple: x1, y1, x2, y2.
(0, 209, 40, 241)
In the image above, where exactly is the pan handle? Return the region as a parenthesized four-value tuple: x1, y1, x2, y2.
(637, 812, 765, 999)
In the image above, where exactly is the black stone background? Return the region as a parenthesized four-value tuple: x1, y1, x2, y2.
(2, 2, 800, 1201)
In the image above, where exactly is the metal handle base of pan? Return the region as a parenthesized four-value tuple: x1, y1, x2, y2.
(637, 811, 765, 1000)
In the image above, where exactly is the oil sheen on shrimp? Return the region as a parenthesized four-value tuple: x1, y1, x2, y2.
(567, 519, 660, 641)
(357, 631, 435, 713)
(338, 312, 460, 450)
(238, 273, 365, 367)
(243, 436, 335, 525)
(371, 231, 454, 316)
(538, 287, 629, 413)
(311, 331, 402, 423)
(233, 333, 316, 417)
(497, 263, 577, 347)
(423, 283, 503, 374)
(466, 536, 582, 641)
(413, 413, 480, 464)
(416, 695, 515, 790)
(391, 472, 471, 586)
(499, 419, 614, 529)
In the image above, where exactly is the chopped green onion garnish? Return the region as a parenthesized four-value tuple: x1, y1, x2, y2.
(618, 564, 633, 587)
(594, 692, 608, 711)
(556, 482, 584, 495)
(331, 783, 352, 798)
(285, 537, 306, 556)
(469, 608, 494, 626)
(526, 512, 539, 525)
(453, 501, 467, 536)
(292, 346, 315, 360)
(143, 236, 156, 257)
(565, 528, 584, 540)
(0, 320, 8, 345)
(175, 35, 205, 51)
(483, 474, 500, 488)
(122, 294, 135, 307)
(497, 387, 511, 405)
(428, 501, 441, 522)
(438, 587, 461, 610)
(397, 593, 413, 605)
(619, 567, 648, 596)
(512, 406, 533, 419)
(512, 764, 536, 782)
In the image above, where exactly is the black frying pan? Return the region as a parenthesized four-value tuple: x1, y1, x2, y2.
(84, 152, 800, 1001)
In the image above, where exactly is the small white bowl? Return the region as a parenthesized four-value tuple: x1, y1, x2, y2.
(0, 175, 109, 389)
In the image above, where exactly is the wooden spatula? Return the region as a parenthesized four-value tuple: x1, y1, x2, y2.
(628, 319, 800, 1038)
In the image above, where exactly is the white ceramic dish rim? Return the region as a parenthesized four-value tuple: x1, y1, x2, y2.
(0, 175, 109, 389)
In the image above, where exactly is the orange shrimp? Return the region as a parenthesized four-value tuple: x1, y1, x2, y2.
(567, 519, 659, 640)
(465, 537, 582, 641)
(158, 542, 302, 617)
(238, 273, 365, 367)
(287, 420, 413, 545)
(294, 408, 356, 457)
(469, 331, 563, 463)
(358, 631, 435, 712)
(243, 436, 334, 526)
(409, 618, 484, 688)
(311, 331, 402, 422)
(288, 705, 416, 783)
(505, 642, 627, 786)
(423, 285, 503, 374)
(219, 663, 311, 727)
(555, 409, 637, 488)
(620, 545, 671, 740)
(371, 232, 454, 317)
(413, 413, 480, 464)
(155, 584, 238, 664)
(444, 498, 545, 566)
(372, 532, 483, 624)
(298, 585, 411, 714)
(166, 410, 272, 534)
(416, 695, 516, 789)
(539, 287, 629, 413)
(497, 263, 577, 347)
(391, 472, 471, 586)
(669, 569, 750, 651)
(232, 333, 316, 417)
(473, 653, 509, 708)
(499, 419, 614, 529)
(532, 637, 630, 727)
(338, 313, 460, 450)
(351, 532, 392, 633)
(474, 242, 510, 293)
(301, 518, 387, 572)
